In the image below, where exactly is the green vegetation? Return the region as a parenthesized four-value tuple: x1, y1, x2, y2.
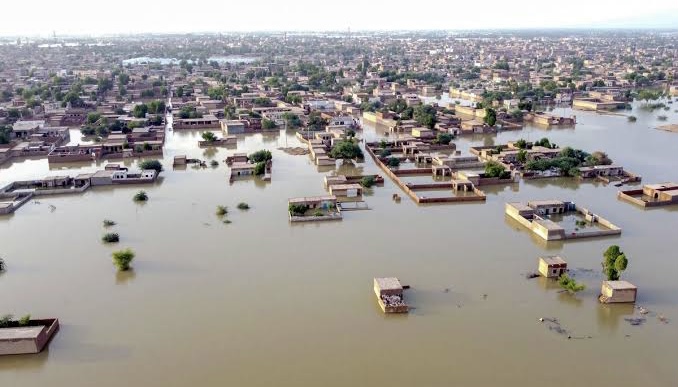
(178, 106, 203, 119)
(523, 144, 607, 177)
(133, 190, 148, 202)
(379, 149, 392, 158)
(627, 115, 637, 122)
(484, 161, 511, 179)
(253, 162, 266, 175)
(102, 233, 120, 243)
(360, 176, 376, 188)
(281, 112, 302, 128)
(103, 219, 116, 227)
(413, 104, 437, 129)
(329, 140, 363, 159)
(307, 111, 328, 130)
(313, 209, 324, 217)
(18, 314, 31, 326)
(289, 203, 309, 216)
(558, 274, 585, 293)
(484, 107, 497, 126)
(139, 159, 163, 173)
(534, 137, 555, 148)
(112, 249, 135, 271)
(0, 125, 12, 144)
(516, 150, 528, 163)
(435, 132, 454, 145)
(603, 245, 629, 281)
(262, 119, 277, 129)
(0, 314, 13, 328)
(132, 104, 148, 118)
(216, 205, 228, 216)
(0, 314, 30, 327)
(201, 131, 217, 142)
(635, 89, 663, 103)
(386, 157, 401, 167)
(515, 139, 529, 149)
(237, 202, 250, 210)
(249, 150, 272, 163)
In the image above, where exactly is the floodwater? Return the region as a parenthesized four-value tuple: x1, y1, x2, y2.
(1, 99, 678, 386)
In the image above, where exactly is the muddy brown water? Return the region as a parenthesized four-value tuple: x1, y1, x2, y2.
(1, 100, 677, 386)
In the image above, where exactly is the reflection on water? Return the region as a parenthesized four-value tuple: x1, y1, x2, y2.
(115, 269, 136, 285)
(597, 303, 636, 334)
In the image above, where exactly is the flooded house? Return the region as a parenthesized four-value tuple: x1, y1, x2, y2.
(288, 196, 342, 222)
(0, 318, 59, 356)
(618, 182, 678, 208)
(328, 183, 363, 200)
(599, 281, 637, 304)
(373, 277, 409, 314)
(505, 200, 622, 241)
(229, 162, 256, 177)
(538, 256, 568, 278)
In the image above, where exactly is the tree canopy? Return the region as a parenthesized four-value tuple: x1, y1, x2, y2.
(330, 140, 363, 159)
(603, 245, 629, 281)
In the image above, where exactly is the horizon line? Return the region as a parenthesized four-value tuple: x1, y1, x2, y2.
(2, 27, 678, 39)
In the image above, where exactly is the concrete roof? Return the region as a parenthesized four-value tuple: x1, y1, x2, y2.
(374, 277, 403, 291)
(604, 280, 637, 290)
(540, 256, 567, 265)
(528, 200, 565, 207)
(0, 326, 44, 341)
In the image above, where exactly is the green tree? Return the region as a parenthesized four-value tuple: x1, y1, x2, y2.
(249, 150, 272, 163)
(262, 119, 277, 129)
(484, 108, 497, 126)
(360, 176, 376, 188)
(132, 104, 148, 118)
(307, 111, 327, 130)
(147, 100, 166, 114)
(139, 160, 163, 173)
(517, 149, 528, 163)
(289, 203, 309, 216)
(87, 112, 102, 124)
(484, 160, 509, 178)
(436, 132, 454, 145)
(413, 104, 437, 129)
(386, 157, 401, 167)
(602, 245, 629, 281)
(201, 132, 217, 142)
(329, 140, 363, 159)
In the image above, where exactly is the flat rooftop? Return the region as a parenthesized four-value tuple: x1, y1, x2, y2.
(540, 256, 567, 265)
(604, 280, 637, 290)
(534, 218, 564, 231)
(528, 200, 564, 207)
(374, 277, 403, 291)
(0, 325, 44, 341)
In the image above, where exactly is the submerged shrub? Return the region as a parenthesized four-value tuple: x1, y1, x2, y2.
(133, 191, 148, 202)
(112, 249, 135, 271)
(102, 233, 120, 243)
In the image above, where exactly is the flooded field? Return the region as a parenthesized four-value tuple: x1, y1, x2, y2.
(1, 101, 678, 386)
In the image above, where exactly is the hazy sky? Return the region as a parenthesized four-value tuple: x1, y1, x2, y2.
(2, 0, 678, 36)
